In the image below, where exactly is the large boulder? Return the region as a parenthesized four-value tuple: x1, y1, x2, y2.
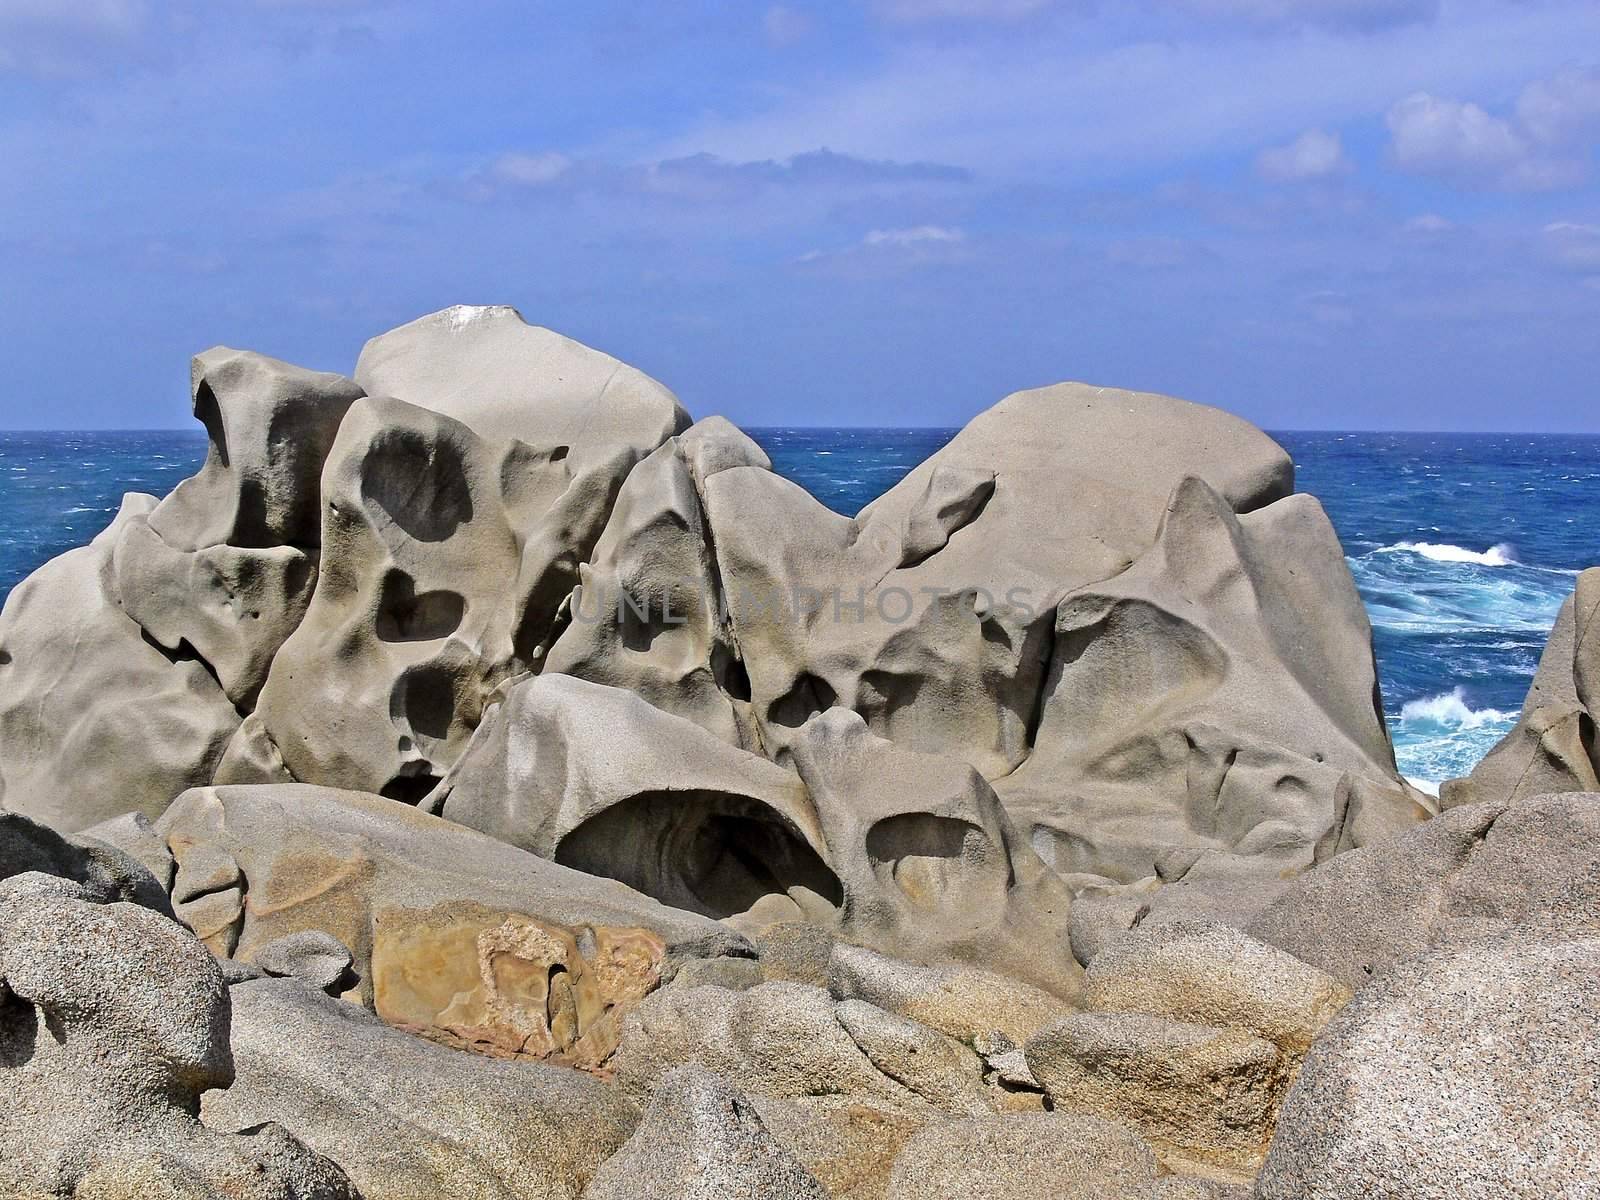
(787, 708, 1078, 996)
(208, 974, 638, 1200)
(704, 382, 1294, 781)
(581, 1065, 829, 1200)
(996, 476, 1429, 885)
(0, 876, 356, 1200)
(154, 783, 752, 1070)
(1256, 924, 1600, 1198)
(1024, 1012, 1282, 1180)
(1245, 792, 1600, 991)
(1443, 567, 1599, 807)
(353, 303, 689, 472)
(1, 810, 172, 913)
(1082, 920, 1351, 1057)
(0, 348, 363, 831)
(427, 673, 833, 923)
(433, 679, 1081, 997)
(0, 496, 241, 830)
(244, 308, 689, 800)
(612, 981, 998, 1197)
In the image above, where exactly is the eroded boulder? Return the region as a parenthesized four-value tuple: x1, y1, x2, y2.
(1256, 925, 1600, 1199)
(0, 877, 356, 1200)
(582, 1064, 829, 1200)
(208, 974, 637, 1200)
(998, 476, 1429, 885)
(0, 496, 241, 830)
(154, 783, 752, 1070)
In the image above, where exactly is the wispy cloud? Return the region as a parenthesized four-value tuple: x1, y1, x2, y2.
(1256, 128, 1353, 182)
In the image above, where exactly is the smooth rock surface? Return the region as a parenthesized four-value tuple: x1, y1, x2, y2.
(1246, 792, 1600, 990)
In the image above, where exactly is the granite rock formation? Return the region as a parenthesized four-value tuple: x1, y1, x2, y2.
(0, 307, 1583, 1198)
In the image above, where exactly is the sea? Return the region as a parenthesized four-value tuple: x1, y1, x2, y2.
(2, 427, 1596, 793)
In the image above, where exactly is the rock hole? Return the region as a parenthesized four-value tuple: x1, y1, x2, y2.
(360, 427, 473, 543)
(376, 569, 466, 642)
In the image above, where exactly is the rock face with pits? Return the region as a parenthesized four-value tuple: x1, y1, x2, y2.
(0, 306, 1551, 1200)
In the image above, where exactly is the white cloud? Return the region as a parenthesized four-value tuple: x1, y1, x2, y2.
(1256, 128, 1352, 182)
(872, 0, 1054, 23)
(0, 0, 145, 72)
(489, 152, 572, 187)
(1386, 66, 1600, 192)
(862, 224, 965, 245)
(1540, 222, 1600, 272)
(1515, 65, 1600, 147)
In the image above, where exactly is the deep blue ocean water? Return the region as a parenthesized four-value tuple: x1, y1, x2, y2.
(3, 427, 1596, 791)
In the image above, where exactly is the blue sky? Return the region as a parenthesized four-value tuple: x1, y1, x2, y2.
(1, 0, 1597, 431)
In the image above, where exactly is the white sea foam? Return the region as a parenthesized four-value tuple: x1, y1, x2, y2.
(1403, 776, 1442, 797)
(1398, 687, 1513, 730)
(1388, 541, 1519, 566)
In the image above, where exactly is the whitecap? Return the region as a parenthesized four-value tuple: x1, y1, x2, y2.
(1386, 541, 1518, 566)
(1398, 687, 1513, 730)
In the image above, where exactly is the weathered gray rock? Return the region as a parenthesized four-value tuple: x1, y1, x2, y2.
(828, 943, 1075, 1049)
(582, 1065, 829, 1200)
(998, 476, 1429, 885)
(1246, 792, 1600, 990)
(428, 673, 833, 923)
(0, 878, 356, 1200)
(545, 416, 770, 748)
(613, 981, 996, 1198)
(250, 931, 355, 995)
(1443, 567, 1599, 807)
(789, 708, 1080, 997)
(149, 347, 364, 552)
(884, 1113, 1175, 1200)
(353, 304, 689, 474)
(210, 974, 637, 1200)
(1083, 920, 1351, 1056)
(704, 382, 1292, 782)
(1, 811, 171, 914)
(155, 783, 752, 1070)
(1256, 925, 1600, 1199)
(1024, 1012, 1282, 1180)
(0, 496, 240, 831)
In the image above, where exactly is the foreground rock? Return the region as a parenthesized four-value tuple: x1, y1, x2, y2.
(1257, 924, 1600, 1198)
(155, 783, 752, 1070)
(581, 1065, 828, 1200)
(884, 1113, 1240, 1200)
(210, 974, 637, 1200)
(1245, 791, 1600, 990)
(1443, 567, 1599, 807)
(0, 875, 355, 1200)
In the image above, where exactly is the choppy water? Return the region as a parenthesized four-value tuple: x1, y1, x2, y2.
(3, 427, 1596, 791)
